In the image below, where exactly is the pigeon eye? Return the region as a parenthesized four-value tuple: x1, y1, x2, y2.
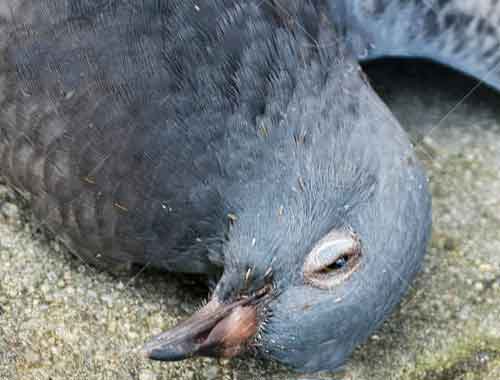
(320, 255, 350, 273)
(303, 229, 362, 289)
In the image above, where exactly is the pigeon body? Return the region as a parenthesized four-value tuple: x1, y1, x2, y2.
(0, 0, 497, 374)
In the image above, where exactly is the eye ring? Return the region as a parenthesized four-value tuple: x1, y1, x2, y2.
(303, 228, 362, 289)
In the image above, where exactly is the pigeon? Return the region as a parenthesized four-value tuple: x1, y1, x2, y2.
(0, 0, 498, 374)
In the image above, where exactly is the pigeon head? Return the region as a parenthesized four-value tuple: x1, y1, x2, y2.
(143, 48, 432, 372)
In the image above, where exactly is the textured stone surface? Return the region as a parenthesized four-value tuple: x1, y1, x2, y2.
(1, 60, 500, 380)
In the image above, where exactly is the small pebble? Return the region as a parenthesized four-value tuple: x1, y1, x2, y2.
(204, 365, 219, 380)
(0, 185, 14, 199)
(1, 203, 20, 224)
(479, 264, 495, 273)
(24, 349, 41, 366)
(139, 369, 157, 380)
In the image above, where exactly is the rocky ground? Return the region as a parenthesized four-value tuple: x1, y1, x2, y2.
(1, 60, 499, 380)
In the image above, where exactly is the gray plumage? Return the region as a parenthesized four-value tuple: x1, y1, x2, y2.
(0, 0, 497, 374)
(338, 0, 500, 90)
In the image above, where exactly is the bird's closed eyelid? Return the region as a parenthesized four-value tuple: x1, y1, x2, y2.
(303, 228, 362, 289)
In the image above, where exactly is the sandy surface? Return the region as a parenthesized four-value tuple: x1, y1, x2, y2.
(1, 60, 500, 380)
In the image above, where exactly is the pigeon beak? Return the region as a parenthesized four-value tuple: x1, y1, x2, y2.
(142, 289, 268, 361)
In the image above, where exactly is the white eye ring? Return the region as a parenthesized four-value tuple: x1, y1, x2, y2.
(303, 228, 362, 289)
